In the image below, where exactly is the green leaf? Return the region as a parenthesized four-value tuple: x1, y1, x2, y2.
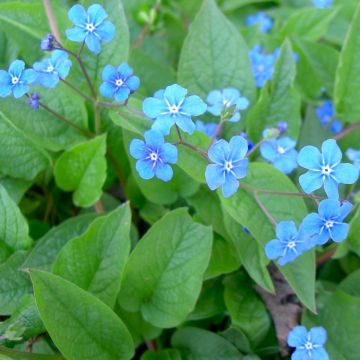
(338, 268, 360, 297)
(247, 40, 301, 143)
(303, 291, 360, 360)
(23, 214, 96, 271)
(81, 0, 129, 88)
(141, 349, 182, 360)
(221, 163, 316, 312)
(172, 327, 243, 359)
(53, 204, 131, 308)
(0, 113, 51, 181)
(347, 206, 360, 257)
(0, 185, 31, 260)
(223, 273, 271, 347)
(178, 0, 256, 101)
(0, 176, 32, 204)
(220, 0, 279, 12)
(279, 8, 337, 41)
(118, 208, 213, 328)
(0, 346, 63, 360)
(0, 252, 32, 316)
(30, 270, 134, 360)
(334, 2, 360, 123)
(54, 135, 107, 208)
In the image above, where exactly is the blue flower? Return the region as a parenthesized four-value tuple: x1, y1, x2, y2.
(33, 50, 72, 88)
(249, 46, 279, 88)
(99, 63, 140, 102)
(346, 148, 360, 170)
(205, 136, 248, 198)
(66, 4, 115, 54)
(245, 12, 273, 33)
(300, 199, 352, 246)
(195, 120, 218, 137)
(260, 136, 298, 174)
(143, 84, 207, 135)
(277, 121, 288, 134)
(312, 0, 332, 8)
(206, 88, 249, 122)
(40, 34, 57, 51)
(265, 221, 309, 266)
(315, 101, 343, 134)
(0, 60, 36, 98)
(298, 139, 359, 199)
(28, 93, 40, 109)
(129, 130, 178, 182)
(288, 326, 329, 360)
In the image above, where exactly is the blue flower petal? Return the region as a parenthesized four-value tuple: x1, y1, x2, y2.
(161, 143, 178, 164)
(232, 158, 248, 179)
(144, 130, 164, 148)
(85, 33, 101, 54)
(265, 239, 284, 260)
(291, 348, 308, 360)
(330, 223, 349, 242)
(9, 60, 25, 77)
(222, 173, 239, 197)
(229, 112, 240, 123)
(278, 249, 300, 266)
(175, 113, 196, 134)
(117, 63, 133, 79)
(88, 4, 108, 25)
(273, 153, 297, 174)
(12, 84, 28, 98)
(99, 82, 116, 98)
(229, 135, 248, 161)
(66, 27, 87, 42)
(36, 73, 59, 88)
(155, 163, 173, 182)
(260, 140, 278, 162)
(323, 176, 339, 199)
(318, 199, 340, 219)
(309, 327, 327, 346)
(208, 139, 229, 164)
(0, 84, 11, 97)
(322, 139, 342, 165)
(154, 89, 165, 99)
(114, 87, 130, 102)
(181, 95, 207, 116)
(287, 325, 308, 347)
(51, 49, 67, 63)
(299, 171, 323, 193)
(68, 4, 87, 26)
(56, 60, 72, 79)
(164, 84, 187, 106)
(205, 164, 225, 190)
(236, 97, 249, 110)
(311, 347, 330, 360)
(95, 21, 115, 43)
(297, 145, 322, 169)
(276, 221, 298, 242)
(126, 76, 140, 92)
(333, 163, 359, 184)
(300, 213, 323, 238)
(0, 70, 10, 85)
(129, 139, 146, 160)
(143, 97, 167, 119)
(313, 230, 331, 246)
(136, 159, 154, 180)
(21, 69, 37, 84)
(102, 65, 116, 81)
(151, 115, 175, 135)
(339, 201, 353, 221)
(223, 88, 239, 101)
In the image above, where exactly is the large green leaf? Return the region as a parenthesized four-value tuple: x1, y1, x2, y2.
(221, 163, 316, 312)
(53, 204, 131, 308)
(0, 176, 32, 204)
(118, 208, 213, 328)
(0, 185, 31, 261)
(30, 270, 134, 360)
(0, 252, 32, 316)
(178, 0, 256, 101)
(54, 135, 107, 208)
(247, 40, 301, 143)
(172, 327, 243, 359)
(334, 2, 360, 123)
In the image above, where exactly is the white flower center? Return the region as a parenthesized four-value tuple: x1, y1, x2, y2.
(169, 104, 179, 114)
(46, 65, 54, 73)
(304, 341, 313, 351)
(149, 152, 158, 162)
(325, 220, 334, 229)
(287, 241, 296, 249)
(224, 161, 233, 172)
(86, 22, 95, 32)
(11, 76, 19, 85)
(115, 78, 124, 87)
(277, 146, 286, 155)
(223, 99, 231, 108)
(257, 64, 265, 72)
(321, 165, 332, 175)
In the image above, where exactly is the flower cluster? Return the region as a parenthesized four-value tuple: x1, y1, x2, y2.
(315, 100, 343, 134)
(245, 12, 273, 33)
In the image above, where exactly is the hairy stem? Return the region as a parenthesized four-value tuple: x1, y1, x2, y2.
(42, 0, 60, 41)
(253, 191, 277, 226)
(60, 79, 93, 102)
(246, 138, 265, 157)
(333, 121, 360, 141)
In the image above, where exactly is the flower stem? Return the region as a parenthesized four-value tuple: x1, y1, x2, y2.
(246, 138, 265, 157)
(42, 0, 60, 41)
(176, 126, 209, 160)
(98, 101, 126, 108)
(60, 78, 92, 102)
(207, 119, 224, 150)
(253, 191, 277, 226)
(333, 121, 360, 141)
(94, 104, 101, 134)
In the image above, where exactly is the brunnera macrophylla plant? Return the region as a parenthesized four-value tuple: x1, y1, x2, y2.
(0, 0, 359, 359)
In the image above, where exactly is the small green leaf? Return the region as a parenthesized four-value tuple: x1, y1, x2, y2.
(0, 185, 31, 259)
(30, 270, 134, 360)
(178, 0, 256, 102)
(334, 2, 360, 123)
(347, 206, 360, 257)
(54, 135, 107, 208)
(53, 204, 131, 308)
(118, 208, 213, 328)
(172, 327, 243, 359)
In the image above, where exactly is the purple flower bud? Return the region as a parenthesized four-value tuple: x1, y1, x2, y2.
(41, 34, 56, 51)
(277, 121, 288, 134)
(28, 93, 40, 109)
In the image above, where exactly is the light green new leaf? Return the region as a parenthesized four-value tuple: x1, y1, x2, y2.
(0, 185, 31, 260)
(54, 135, 107, 208)
(30, 270, 134, 360)
(178, 0, 256, 102)
(0, 252, 32, 316)
(247, 40, 301, 143)
(334, 2, 360, 123)
(53, 204, 131, 308)
(118, 208, 213, 328)
(172, 327, 243, 359)
(221, 163, 316, 312)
